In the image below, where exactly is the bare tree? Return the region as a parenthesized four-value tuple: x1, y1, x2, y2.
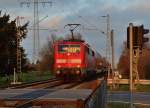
(38, 34, 63, 72)
(118, 42, 150, 79)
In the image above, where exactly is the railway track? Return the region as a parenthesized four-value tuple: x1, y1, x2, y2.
(0, 75, 99, 90)
(9, 78, 63, 89)
(7, 78, 83, 89)
(51, 81, 83, 89)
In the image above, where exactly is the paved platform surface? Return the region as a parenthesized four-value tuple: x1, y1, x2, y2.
(0, 89, 92, 100)
(0, 88, 93, 107)
(38, 89, 92, 100)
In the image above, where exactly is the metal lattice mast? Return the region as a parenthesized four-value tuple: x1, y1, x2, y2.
(16, 16, 25, 83)
(33, 0, 40, 63)
(20, 0, 52, 63)
(107, 15, 112, 67)
(16, 16, 23, 75)
(102, 14, 112, 78)
(133, 47, 140, 85)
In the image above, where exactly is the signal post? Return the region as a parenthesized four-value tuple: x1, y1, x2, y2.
(127, 23, 149, 108)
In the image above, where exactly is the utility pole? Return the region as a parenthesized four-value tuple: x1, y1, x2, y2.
(102, 14, 112, 83)
(11, 16, 24, 84)
(111, 29, 115, 88)
(16, 16, 23, 76)
(129, 23, 134, 108)
(101, 14, 111, 62)
(20, 0, 52, 63)
(111, 30, 115, 75)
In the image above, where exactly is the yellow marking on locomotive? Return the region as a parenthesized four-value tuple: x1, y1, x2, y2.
(63, 47, 80, 53)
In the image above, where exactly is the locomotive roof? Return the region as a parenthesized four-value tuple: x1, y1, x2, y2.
(55, 39, 94, 50)
(56, 39, 85, 44)
(63, 39, 85, 42)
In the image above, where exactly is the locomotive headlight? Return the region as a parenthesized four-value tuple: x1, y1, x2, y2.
(67, 53, 70, 56)
(99, 62, 102, 66)
(77, 65, 80, 68)
(56, 70, 60, 74)
(57, 65, 61, 68)
(76, 70, 80, 74)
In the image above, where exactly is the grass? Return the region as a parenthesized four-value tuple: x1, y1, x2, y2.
(108, 84, 150, 92)
(108, 102, 150, 108)
(0, 71, 53, 87)
(136, 84, 150, 92)
(0, 77, 10, 87)
(20, 71, 53, 82)
(107, 102, 130, 108)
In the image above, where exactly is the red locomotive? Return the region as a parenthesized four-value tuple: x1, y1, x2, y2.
(53, 39, 107, 80)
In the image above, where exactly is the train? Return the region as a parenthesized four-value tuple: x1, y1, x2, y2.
(53, 39, 108, 80)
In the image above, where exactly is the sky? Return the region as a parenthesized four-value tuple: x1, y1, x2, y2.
(0, 0, 150, 66)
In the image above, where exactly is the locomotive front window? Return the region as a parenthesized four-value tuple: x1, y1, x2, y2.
(58, 44, 80, 53)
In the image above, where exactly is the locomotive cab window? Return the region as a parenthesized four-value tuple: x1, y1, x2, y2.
(58, 44, 80, 53)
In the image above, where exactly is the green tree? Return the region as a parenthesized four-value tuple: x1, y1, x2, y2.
(0, 12, 29, 76)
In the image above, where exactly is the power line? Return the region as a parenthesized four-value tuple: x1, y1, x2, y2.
(77, 15, 105, 35)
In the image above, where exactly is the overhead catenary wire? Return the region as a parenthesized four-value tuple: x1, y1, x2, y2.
(74, 15, 106, 56)
(77, 15, 106, 35)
